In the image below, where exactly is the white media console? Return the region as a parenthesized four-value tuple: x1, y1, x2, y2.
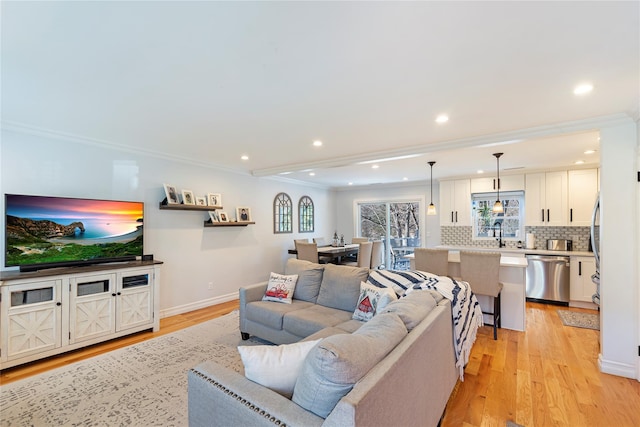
(0, 260, 162, 370)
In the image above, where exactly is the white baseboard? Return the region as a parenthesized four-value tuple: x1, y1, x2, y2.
(159, 292, 238, 318)
(598, 353, 638, 379)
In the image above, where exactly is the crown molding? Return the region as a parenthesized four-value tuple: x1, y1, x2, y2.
(0, 121, 252, 178)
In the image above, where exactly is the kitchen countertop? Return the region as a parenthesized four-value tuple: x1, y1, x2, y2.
(404, 251, 528, 268)
(435, 245, 594, 257)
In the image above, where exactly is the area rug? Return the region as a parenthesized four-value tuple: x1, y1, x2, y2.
(0, 310, 265, 426)
(557, 309, 600, 330)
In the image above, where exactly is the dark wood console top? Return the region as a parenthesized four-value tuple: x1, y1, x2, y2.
(0, 260, 163, 283)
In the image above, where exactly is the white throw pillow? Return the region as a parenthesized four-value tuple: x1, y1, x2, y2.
(352, 281, 398, 322)
(238, 339, 321, 398)
(262, 272, 298, 304)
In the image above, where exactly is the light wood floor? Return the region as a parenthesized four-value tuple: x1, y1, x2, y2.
(2, 301, 639, 427)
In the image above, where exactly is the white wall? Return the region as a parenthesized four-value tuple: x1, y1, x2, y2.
(599, 121, 639, 379)
(0, 129, 335, 316)
(334, 182, 441, 247)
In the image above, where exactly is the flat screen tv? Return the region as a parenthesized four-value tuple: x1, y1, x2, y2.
(5, 194, 144, 272)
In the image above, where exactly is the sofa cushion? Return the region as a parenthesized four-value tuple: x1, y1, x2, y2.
(262, 272, 298, 304)
(366, 269, 431, 297)
(285, 258, 324, 303)
(352, 281, 398, 322)
(245, 300, 314, 330)
(292, 312, 407, 418)
(334, 319, 364, 333)
(283, 304, 353, 337)
(316, 264, 369, 312)
(238, 339, 321, 398)
(382, 289, 437, 331)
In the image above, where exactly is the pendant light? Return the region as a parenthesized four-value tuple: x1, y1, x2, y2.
(492, 152, 504, 213)
(427, 161, 437, 215)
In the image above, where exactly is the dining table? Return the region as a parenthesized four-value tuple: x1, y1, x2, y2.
(288, 243, 359, 264)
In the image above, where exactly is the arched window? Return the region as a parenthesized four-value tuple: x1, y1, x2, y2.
(298, 196, 314, 233)
(273, 192, 293, 233)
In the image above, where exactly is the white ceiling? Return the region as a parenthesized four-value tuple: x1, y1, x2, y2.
(1, 1, 638, 188)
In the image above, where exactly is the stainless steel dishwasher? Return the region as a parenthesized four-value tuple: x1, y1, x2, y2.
(525, 254, 570, 305)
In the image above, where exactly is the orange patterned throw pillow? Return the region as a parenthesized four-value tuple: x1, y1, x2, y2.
(262, 272, 298, 304)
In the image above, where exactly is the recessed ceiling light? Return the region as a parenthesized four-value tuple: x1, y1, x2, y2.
(435, 114, 449, 124)
(574, 83, 593, 95)
(477, 170, 484, 174)
(403, 177, 408, 181)
(575, 160, 585, 165)
(279, 171, 292, 175)
(313, 140, 323, 147)
(371, 164, 379, 169)
(584, 149, 596, 155)
(241, 155, 249, 161)
(309, 172, 316, 176)
(348, 182, 353, 186)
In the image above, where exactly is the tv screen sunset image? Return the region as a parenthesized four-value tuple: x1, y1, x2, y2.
(5, 194, 144, 268)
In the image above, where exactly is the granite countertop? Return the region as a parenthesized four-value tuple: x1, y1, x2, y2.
(435, 245, 594, 257)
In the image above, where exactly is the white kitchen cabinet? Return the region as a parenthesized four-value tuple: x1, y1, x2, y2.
(1, 261, 160, 369)
(570, 256, 597, 308)
(439, 179, 471, 226)
(525, 171, 568, 226)
(568, 169, 599, 226)
(470, 174, 524, 194)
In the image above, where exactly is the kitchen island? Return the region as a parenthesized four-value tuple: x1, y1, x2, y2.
(406, 251, 528, 331)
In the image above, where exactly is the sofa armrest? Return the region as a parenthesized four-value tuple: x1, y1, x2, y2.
(188, 361, 323, 427)
(240, 281, 269, 305)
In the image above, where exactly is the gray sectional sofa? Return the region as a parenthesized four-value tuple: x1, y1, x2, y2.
(188, 259, 459, 427)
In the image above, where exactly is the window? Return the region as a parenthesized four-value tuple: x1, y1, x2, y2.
(472, 191, 524, 239)
(298, 196, 314, 233)
(273, 192, 293, 233)
(358, 199, 422, 270)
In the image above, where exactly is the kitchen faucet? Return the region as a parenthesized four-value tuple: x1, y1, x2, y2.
(494, 221, 506, 248)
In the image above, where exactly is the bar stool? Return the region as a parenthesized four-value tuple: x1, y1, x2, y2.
(414, 248, 449, 276)
(460, 251, 502, 340)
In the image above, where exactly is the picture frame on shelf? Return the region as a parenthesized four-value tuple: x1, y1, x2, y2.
(236, 206, 252, 222)
(182, 190, 195, 205)
(163, 184, 180, 204)
(218, 211, 229, 222)
(208, 211, 220, 223)
(195, 197, 207, 206)
(207, 193, 222, 207)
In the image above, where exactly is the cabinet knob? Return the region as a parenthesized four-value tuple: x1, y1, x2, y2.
(112, 293, 117, 297)
(56, 302, 62, 306)
(117, 292, 122, 296)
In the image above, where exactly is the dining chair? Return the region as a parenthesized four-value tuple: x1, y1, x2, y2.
(459, 251, 503, 340)
(296, 242, 319, 263)
(351, 237, 369, 244)
(313, 237, 327, 247)
(343, 242, 373, 268)
(294, 239, 309, 251)
(414, 248, 449, 276)
(370, 240, 384, 269)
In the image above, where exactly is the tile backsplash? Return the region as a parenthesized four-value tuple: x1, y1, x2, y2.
(441, 225, 591, 252)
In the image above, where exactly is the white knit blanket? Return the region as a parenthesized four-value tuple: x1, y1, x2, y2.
(367, 270, 483, 380)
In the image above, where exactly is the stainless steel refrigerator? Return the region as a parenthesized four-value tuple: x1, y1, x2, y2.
(590, 192, 600, 306)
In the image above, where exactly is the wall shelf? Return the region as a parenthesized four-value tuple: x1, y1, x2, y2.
(159, 198, 221, 211)
(204, 221, 255, 227)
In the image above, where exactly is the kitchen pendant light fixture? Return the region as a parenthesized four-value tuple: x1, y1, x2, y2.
(427, 161, 437, 215)
(492, 153, 504, 213)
